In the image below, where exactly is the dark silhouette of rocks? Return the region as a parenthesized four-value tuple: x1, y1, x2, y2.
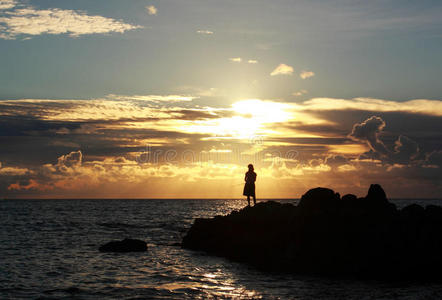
(182, 184, 442, 279)
(99, 238, 147, 252)
(342, 193, 357, 202)
(366, 183, 387, 201)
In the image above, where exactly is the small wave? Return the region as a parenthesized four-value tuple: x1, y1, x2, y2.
(157, 222, 187, 232)
(96, 222, 147, 229)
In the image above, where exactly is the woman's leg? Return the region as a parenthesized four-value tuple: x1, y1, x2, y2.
(247, 195, 250, 206)
(253, 195, 256, 205)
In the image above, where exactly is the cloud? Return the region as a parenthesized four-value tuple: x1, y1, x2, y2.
(5, 151, 248, 195)
(325, 155, 349, 168)
(0, 4, 141, 39)
(425, 151, 442, 168)
(229, 57, 242, 63)
(349, 116, 423, 165)
(229, 58, 258, 64)
(57, 150, 82, 169)
(5, 145, 441, 198)
(0, 96, 441, 198)
(146, 5, 157, 15)
(293, 89, 308, 96)
(300, 98, 442, 116)
(270, 64, 294, 76)
(108, 94, 196, 102)
(0, 0, 16, 10)
(176, 86, 220, 97)
(300, 70, 315, 79)
(197, 30, 213, 35)
(393, 135, 419, 163)
(323, 154, 356, 172)
(348, 116, 389, 155)
(0, 162, 29, 176)
(0, 96, 203, 132)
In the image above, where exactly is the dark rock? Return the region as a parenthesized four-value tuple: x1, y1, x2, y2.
(342, 194, 357, 202)
(99, 238, 147, 252)
(182, 184, 442, 279)
(298, 187, 340, 213)
(402, 204, 425, 218)
(360, 184, 396, 214)
(426, 205, 442, 220)
(366, 183, 387, 202)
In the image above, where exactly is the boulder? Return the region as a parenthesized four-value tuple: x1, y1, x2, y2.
(360, 184, 397, 214)
(425, 205, 442, 221)
(342, 194, 357, 202)
(298, 187, 340, 213)
(99, 238, 147, 252)
(366, 183, 387, 202)
(402, 204, 425, 218)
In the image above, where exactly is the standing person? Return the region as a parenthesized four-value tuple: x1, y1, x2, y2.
(243, 164, 257, 206)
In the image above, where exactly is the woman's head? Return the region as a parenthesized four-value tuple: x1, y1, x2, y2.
(248, 164, 254, 171)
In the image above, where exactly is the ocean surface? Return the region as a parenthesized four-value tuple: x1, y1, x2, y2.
(1, 198, 442, 299)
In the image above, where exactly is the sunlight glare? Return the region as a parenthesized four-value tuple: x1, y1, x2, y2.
(232, 99, 291, 123)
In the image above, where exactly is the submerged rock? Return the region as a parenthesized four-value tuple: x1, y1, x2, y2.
(182, 184, 442, 279)
(99, 238, 147, 252)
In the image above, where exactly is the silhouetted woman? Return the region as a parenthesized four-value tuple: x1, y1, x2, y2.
(243, 164, 257, 206)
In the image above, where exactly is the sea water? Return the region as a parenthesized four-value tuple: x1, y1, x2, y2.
(1, 199, 442, 299)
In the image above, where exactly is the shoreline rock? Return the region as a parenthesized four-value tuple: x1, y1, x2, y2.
(182, 184, 442, 279)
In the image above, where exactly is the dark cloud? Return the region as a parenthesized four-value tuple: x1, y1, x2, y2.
(57, 150, 82, 168)
(255, 144, 329, 165)
(348, 116, 389, 155)
(392, 135, 420, 163)
(424, 151, 442, 167)
(0, 114, 211, 166)
(267, 137, 349, 145)
(348, 115, 425, 166)
(0, 116, 81, 137)
(309, 109, 442, 153)
(168, 109, 234, 120)
(325, 155, 349, 167)
(282, 122, 348, 137)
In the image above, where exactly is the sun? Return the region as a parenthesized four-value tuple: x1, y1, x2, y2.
(212, 99, 292, 139)
(174, 99, 293, 140)
(231, 99, 291, 123)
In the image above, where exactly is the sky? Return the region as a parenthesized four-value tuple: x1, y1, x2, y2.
(0, 0, 441, 198)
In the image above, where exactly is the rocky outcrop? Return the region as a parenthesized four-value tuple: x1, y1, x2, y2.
(99, 238, 147, 252)
(182, 184, 442, 279)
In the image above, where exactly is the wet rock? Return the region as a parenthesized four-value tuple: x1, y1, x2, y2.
(99, 238, 147, 252)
